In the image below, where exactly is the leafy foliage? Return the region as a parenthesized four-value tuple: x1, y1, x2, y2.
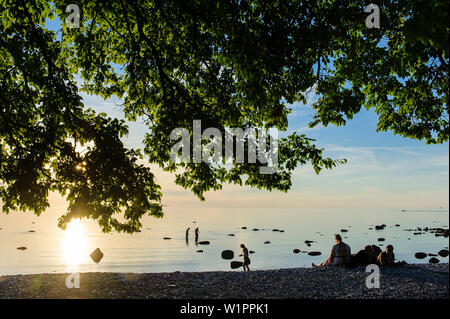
(0, 0, 447, 232)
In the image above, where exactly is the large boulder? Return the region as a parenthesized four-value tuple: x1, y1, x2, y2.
(90, 248, 104, 263)
(429, 257, 440, 264)
(221, 250, 234, 260)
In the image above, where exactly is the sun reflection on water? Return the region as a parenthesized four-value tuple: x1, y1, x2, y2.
(62, 219, 88, 268)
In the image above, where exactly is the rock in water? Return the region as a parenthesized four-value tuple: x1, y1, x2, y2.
(252, 228, 260, 231)
(227, 234, 235, 237)
(198, 241, 210, 245)
(429, 257, 440, 264)
(308, 251, 322, 256)
(293, 249, 300, 254)
(438, 249, 449, 257)
(16, 247, 27, 250)
(377, 238, 385, 242)
(90, 248, 104, 263)
(230, 261, 243, 269)
(197, 250, 203, 253)
(221, 250, 234, 260)
(264, 241, 271, 244)
(341, 229, 348, 232)
(241, 227, 247, 229)
(414, 252, 427, 259)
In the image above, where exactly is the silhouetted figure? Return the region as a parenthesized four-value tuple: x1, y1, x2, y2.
(312, 234, 351, 268)
(194, 227, 199, 243)
(185, 227, 190, 245)
(240, 244, 251, 271)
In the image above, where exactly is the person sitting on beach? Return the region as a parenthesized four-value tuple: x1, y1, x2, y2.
(313, 234, 351, 268)
(351, 245, 375, 266)
(240, 244, 251, 271)
(377, 245, 406, 266)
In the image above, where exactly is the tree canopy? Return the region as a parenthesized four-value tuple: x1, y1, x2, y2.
(1, 0, 448, 232)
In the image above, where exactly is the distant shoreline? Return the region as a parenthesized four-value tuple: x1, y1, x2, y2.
(0, 263, 448, 299)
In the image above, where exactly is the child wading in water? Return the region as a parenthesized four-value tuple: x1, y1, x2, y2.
(240, 244, 251, 271)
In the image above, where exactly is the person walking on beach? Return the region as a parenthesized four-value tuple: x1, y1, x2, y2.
(240, 244, 251, 271)
(312, 234, 351, 268)
(194, 227, 199, 243)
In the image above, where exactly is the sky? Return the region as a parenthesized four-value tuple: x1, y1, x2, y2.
(40, 13, 450, 211)
(79, 90, 449, 210)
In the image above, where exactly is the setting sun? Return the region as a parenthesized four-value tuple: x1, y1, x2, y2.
(61, 219, 88, 267)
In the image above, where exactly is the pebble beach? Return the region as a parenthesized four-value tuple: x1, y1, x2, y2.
(0, 263, 448, 299)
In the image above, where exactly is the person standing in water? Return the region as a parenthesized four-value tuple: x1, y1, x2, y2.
(240, 244, 251, 271)
(194, 227, 199, 243)
(185, 228, 190, 245)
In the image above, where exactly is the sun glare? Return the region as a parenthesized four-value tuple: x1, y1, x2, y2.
(62, 219, 88, 267)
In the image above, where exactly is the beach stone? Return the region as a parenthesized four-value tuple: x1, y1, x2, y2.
(163, 237, 171, 240)
(340, 229, 348, 232)
(293, 249, 300, 254)
(438, 249, 449, 257)
(395, 224, 400, 227)
(221, 250, 234, 260)
(264, 241, 271, 244)
(90, 248, 104, 263)
(308, 251, 322, 256)
(230, 261, 243, 269)
(252, 228, 260, 231)
(16, 247, 27, 250)
(414, 252, 427, 259)
(305, 240, 314, 244)
(272, 229, 279, 232)
(28, 230, 35, 233)
(377, 238, 385, 241)
(429, 257, 440, 264)
(279, 230, 285, 232)
(197, 250, 203, 253)
(198, 241, 210, 245)
(227, 234, 235, 237)
(307, 243, 311, 247)
(241, 227, 247, 229)
(375, 225, 385, 230)
(428, 253, 438, 257)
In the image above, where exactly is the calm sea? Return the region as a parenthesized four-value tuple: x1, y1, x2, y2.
(0, 207, 448, 275)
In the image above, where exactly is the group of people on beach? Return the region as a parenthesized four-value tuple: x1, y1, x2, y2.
(312, 234, 407, 268)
